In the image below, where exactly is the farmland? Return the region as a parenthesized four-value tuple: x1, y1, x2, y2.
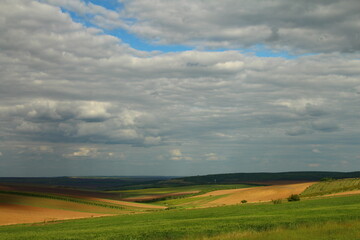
(1, 194, 360, 239)
(155, 182, 313, 209)
(112, 184, 255, 202)
(0, 184, 166, 226)
(1, 173, 360, 239)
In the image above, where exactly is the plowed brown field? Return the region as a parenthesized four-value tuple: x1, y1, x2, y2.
(197, 182, 315, 207)
(0, 203, 111, 226)
(0, 192, 164, 226)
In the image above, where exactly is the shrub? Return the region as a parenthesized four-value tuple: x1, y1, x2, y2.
(241, 200, 247, 204)
(272, 199, 282, 204)
(165, 206, 177, 210)
(287, 194, 300, 202)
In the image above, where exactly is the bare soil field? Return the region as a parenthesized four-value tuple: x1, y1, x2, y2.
(197, 182, 315, 206)
(0, 192, 165, 226)
(0, 203, 111, 226)
(0, 193, 127, 214)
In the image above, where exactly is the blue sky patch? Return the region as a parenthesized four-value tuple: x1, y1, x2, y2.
(60, 1, 303, 58)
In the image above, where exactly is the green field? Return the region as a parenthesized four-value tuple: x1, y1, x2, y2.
(301, 178, 360, 197)
(192, 221, 360, 240)
(1, 194, 359, 240)
(155, 194, 231, 209)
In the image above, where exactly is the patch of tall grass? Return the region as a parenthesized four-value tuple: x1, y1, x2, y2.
(190, 220, 360, 240)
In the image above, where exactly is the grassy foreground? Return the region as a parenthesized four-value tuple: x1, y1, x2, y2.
(1, 194, 360, 240)
(192, 221, 360, 240)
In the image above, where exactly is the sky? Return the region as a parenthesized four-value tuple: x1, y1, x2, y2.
(1, 0, 360, 177)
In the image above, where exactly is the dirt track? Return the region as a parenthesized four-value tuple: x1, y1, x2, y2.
(0, 203, 111, 226)
(199, 182, 315, 206)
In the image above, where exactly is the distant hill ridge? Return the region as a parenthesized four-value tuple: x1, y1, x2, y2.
(1, 172, 360, 190)
(175, 171, 360, 184)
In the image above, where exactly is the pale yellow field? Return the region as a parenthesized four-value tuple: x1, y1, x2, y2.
(195, 182, 315, 207)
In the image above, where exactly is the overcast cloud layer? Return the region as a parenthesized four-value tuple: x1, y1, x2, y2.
(0, 0, 360, 177)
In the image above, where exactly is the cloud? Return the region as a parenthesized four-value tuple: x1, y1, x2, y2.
(36, 146, 54, 153)
(308, 163, 320, 168)
(43, 0, 126, 30)
(4, 99, 111, 122)
(274, 98, 327, 116)
(311, 120, 340, 133)
(65, 147, 98, 157)
(169, 149, 193, 161)
(170, 149, 181, 157)
(115, 152, 126, 160)
(204, 153, 221, 161)
(285, 127, 308, 136)
(144, 136, 162, 146)
(0, 0, 360, 175)
(0, 152, 2, 156)
(63, 147, 126, 160)
(119, 0, 360, 53)
(1, 99, 163, 146)
(312, 148, 321, 153)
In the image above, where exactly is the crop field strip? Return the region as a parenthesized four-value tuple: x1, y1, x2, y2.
(0, 189, 167, 226)
(0, 190, 126, 210)
(301, 178, 360, 197)
(1, 194, 359, 240)
(156, 194, 231, 209)
(0, 189, 168, 226)
(0, 193, 125, 215)
(0, 203, 114, 226)
(171, 182, 315, 208)
(0, 191, 166, 212)
(112, 184, 255, 199)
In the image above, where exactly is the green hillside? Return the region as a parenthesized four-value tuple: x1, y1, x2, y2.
(301, 178, 360, 197)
